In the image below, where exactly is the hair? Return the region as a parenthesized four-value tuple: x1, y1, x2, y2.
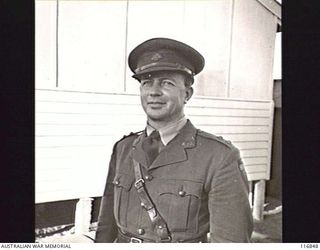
(184, 74, 194, 88)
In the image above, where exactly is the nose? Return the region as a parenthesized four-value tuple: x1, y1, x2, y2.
(149, 82, 162, 96)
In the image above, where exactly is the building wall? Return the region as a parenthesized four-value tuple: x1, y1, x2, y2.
(36, 0, 279, 99)
(228, 0, 278, 99)
(36, 89, 274, 203)
(35, 0, 280, 204)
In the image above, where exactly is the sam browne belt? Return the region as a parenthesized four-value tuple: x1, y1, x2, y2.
(117, 229, 207, 243)
(132, 158, 172, 242)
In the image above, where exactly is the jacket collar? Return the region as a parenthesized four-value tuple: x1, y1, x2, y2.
(146, 116, 187, 146)
(131, 120, 197, 170)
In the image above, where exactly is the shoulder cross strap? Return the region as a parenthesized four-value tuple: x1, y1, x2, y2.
(132, 158, 171, 242)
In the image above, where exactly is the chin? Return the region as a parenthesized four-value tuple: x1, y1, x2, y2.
(145, 111, 167, 121)
(146, 114, 166, 121)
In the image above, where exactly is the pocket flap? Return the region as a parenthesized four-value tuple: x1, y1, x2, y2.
(158, 180, 203, 198)
(113, 173, 134, 191)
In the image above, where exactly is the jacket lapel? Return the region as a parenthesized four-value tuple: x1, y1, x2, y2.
(149, 120, 197, 170)
(131, 132, 149, 168)
(131, 121, 198, 170)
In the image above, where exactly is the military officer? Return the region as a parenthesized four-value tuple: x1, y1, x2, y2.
(95, 38, 253, 243)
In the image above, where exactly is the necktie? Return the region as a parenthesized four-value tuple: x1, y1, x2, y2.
(142, 130, 161, 166)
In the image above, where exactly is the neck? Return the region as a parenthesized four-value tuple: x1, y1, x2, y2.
(147, 115, 185, 130)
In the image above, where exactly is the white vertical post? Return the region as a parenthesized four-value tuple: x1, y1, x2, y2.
(248, 181, 253, 208)
(253, 180, 266, 221)
(75, 197, 93, 235)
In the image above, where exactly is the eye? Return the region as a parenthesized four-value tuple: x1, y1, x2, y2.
(162, 80, 175, 86)
(141, 80, 152, 87)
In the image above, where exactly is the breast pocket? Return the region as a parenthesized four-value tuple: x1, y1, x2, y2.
(112, 173, 134, 227)
(156, 180, 203, 233)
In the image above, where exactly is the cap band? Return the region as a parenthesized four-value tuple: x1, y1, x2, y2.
(135, 62, 193, 75)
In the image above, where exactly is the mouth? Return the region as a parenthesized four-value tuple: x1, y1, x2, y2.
(147, 101, 166, 108)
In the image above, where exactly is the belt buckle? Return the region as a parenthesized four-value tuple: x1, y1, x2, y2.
(134, 179, 145, 189)
(130, 237, 143, 243)
(160, 235, 172, 243)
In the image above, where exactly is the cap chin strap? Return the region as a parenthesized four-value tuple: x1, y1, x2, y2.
(135, 62, 194, 75)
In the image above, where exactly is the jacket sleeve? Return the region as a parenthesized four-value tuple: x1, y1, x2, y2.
(94, 145, 118, 243)
(208, 147, 253, 242)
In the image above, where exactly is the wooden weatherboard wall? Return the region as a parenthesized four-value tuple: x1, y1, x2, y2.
(36, 89, 274, 203)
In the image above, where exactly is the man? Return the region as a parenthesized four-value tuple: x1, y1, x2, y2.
(95, 38, 253, 243)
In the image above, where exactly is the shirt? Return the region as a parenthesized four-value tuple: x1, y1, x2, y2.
(146, 116, 187, 146)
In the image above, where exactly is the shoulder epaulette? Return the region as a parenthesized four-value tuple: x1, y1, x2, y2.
(118, 130, 144, 143)
(198, 129, 233, 148)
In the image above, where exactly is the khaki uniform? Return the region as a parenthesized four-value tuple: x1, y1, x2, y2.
(95, 121, 253, 243)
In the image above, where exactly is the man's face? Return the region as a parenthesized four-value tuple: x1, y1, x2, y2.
(139, 71, 193, 125)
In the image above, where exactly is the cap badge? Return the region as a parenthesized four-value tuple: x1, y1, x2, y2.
(151, 53, 162, 61)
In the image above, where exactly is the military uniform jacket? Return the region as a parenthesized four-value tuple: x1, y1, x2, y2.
(95, 121, 253, 243)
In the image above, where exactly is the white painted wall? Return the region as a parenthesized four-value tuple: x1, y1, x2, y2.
(228, 0, 278, 99)
(58, 1, 128, 93)
(35, 1, 56, 89)
(36, 0, 279, 99)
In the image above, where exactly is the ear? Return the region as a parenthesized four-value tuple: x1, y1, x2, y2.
(185, 87, 194, 102)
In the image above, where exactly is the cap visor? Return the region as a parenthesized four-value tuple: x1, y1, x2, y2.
(132, 66, 191, 80)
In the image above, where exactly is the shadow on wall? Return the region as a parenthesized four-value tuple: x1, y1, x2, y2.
(266, 79, 282, 200)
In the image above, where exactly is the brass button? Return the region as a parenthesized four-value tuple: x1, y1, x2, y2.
(145, 175, 153, 181)
(140, 202, 145, 207)
(137, 228, 145, 235)
(158, 225, 163, 229)
(114, 180, 120, 185)
(178, 190, 186, 197)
